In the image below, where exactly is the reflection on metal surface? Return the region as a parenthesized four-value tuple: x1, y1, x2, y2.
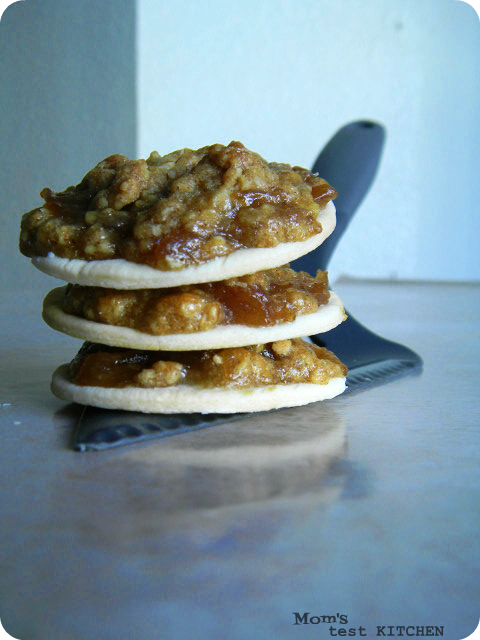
(123, 403, 347, 507)
(72, 406, 252, 451)
(51, 403, 348, 550)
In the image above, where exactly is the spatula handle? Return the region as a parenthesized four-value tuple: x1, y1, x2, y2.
(292, 120, 386, 273)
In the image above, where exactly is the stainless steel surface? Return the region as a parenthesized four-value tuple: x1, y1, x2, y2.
(1, 280, 479, 640)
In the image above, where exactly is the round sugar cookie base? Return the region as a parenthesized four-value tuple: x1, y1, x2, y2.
(32, 202, 336, 288)
(43, 287, 346, 350)
(51, 364, 346, 414)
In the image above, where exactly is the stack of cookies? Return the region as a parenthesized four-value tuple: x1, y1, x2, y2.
(19, 141, 348, 414)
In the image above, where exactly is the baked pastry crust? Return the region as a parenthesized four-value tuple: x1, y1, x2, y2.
(52, 364, 346, 414)
(43, 287, 345, 350)
(31, 201, 335, 288)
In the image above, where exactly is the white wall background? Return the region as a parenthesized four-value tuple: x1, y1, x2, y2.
(0, 0, 136, 293)
(137, 0, 480, 282)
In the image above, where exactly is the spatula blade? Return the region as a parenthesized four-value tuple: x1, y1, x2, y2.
(73, 406, 250, 452)
(310, 311, 423, 392)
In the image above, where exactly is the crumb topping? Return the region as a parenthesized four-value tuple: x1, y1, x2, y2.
(61, 267, 331, 334)
(20, 142, 336, 270)
(69, 339, 348, 389)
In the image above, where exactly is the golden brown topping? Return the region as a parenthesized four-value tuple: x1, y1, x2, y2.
(20, 142, 336, 270)
(136, 361, 185, 388)
(271, 339, 293, 357)
(68, 339, 347, 389)
(62, 267, 331, 334)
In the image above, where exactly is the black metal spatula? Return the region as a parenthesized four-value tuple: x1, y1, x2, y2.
(293, 120, 423, 390)
(73, 121, 422, 451)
